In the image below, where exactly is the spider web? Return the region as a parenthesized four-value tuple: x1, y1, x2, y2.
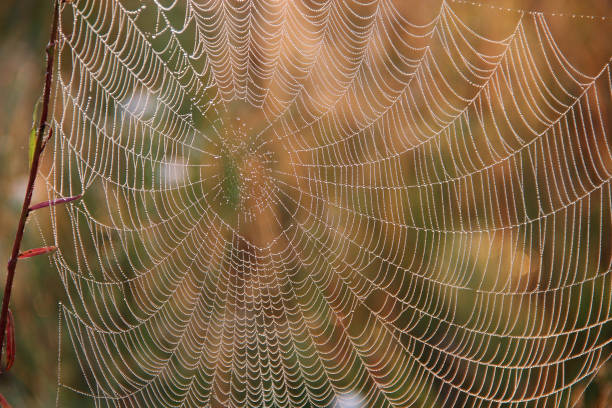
(39, 0, 611, 406)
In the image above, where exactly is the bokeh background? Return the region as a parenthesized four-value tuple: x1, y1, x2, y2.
(0, 0, 610, 406)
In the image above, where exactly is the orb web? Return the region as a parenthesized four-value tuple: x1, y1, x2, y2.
(39, 0, 612, 406)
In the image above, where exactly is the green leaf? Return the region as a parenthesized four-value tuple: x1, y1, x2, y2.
(29, 127, 36, 167)
(29, 98, 42, 167)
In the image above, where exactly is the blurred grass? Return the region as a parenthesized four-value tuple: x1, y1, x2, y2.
(0, 0, 69, 406)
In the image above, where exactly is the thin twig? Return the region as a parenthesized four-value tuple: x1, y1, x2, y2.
(0, 0, 60, 365)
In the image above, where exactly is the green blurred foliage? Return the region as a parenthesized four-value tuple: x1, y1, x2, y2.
(0, 0, 68, 406)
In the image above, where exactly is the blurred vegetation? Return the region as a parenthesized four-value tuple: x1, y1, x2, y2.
(0, 0, 610, 407)
(0, 0, 70, 406)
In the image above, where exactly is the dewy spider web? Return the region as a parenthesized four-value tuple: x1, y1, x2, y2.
(39, 0, 611, 406)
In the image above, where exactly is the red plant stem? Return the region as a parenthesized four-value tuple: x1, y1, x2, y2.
(0, 0, 60, 364)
